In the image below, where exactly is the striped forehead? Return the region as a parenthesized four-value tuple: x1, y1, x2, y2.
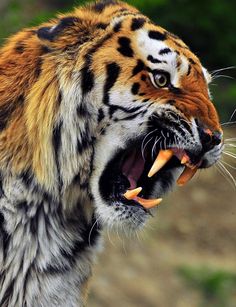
(134, 29, 189, 84)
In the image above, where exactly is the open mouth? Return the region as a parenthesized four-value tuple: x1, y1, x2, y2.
(99, 136, 201, 211)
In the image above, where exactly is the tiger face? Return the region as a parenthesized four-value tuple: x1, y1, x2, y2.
(6, 1, 222, 231)
(79, 5, 221, 229)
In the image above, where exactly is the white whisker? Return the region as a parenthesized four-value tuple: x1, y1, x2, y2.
(224, 143, 236, 148)
(221, 121, 236, 126)
(212, 74, 235, 81)
(221, 160, 236, 170)
(141, 129, 158, 159)
(224, 138, 236, 142)
(142, 136, 155, 160)
(223, 151, 236, 159)
(88, 217, 100, 247)
(152, 136, 161, 159)
(211, 66, 236, 75)
(217, 161, 236, 188)
(228, 108, 236, 122)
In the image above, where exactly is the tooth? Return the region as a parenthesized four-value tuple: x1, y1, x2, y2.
(124, 187, 142, 200)
(177, 166, 198, 186)
(148, 149, 174, 178)
(136, 197, 162, 209)
(181, 155, 189, 165)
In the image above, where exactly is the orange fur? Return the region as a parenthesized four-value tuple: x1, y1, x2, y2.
(0, 0, 221, 188)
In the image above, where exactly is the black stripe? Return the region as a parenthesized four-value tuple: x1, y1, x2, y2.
(37, 17, 81, 42)
(0, 207, 14, 301)
(20, 169, 33, 188)
(141, 74, 147, 81)
(52, 122, 62, 157)
(173, 40, 189, 50)
(115, 12, 141, 19)
(109, 105, 143, 117)
(77, 103, 89, 117)
(77, 123, 95, 154)
(15, 42, 25, 53)
(113, 21, 122, 32)
(52, 121, 63, 190)
(41, 45, 52, 54)
(77, 136, 94, 154)
(131, 82, 140, 95)
(147, 55, 163, 64)
(0, 279, 15, 306)
(81, 33, 113, 96)
(0, 95, 24, 131)
(35, 58, 43, 79)
(98, 108, 105, 122)
(187, 64, 191, 76)
(91, 0, 118, 12)
(176, 60, 182, 69)
(45, 214, 101, 274)
(169, 85, 182, 95)
(81, 63, 95, 96)
(96, 22, 109, 30)
(132, 59, 145, 76)
(148, 30, 167, 41)
(0, 210, 9, 254)
(189, 58, 196, 65)
(117, 37, 134, 58)
(131, 18, 146, 31)
(115, 110, 146, 121)
(103, 62, 121, 105)
(159, 48, 171, 55)
(166, 31, 179, 40)
(0, 174, 4, 198)
(72, 174, 90, 190)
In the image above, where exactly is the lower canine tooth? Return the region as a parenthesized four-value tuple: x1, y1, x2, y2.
(148, 149, 174, 178)
(124, 187, 142, 200)
(181, 155, 189, 165)
(177, 166, 198, 186)
(136, 197, 162, 209)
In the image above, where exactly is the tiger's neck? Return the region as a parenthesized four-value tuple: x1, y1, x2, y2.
(0, 175, 101, 307)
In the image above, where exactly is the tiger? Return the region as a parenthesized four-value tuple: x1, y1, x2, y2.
(0, 0, 223, 306)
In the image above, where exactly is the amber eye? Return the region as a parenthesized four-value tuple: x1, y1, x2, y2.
(153, 72, 169, 88)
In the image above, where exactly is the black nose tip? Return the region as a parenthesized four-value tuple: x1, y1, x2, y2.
(199, 129, 222, 151)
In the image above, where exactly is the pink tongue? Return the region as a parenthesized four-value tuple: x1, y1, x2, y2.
(122, 150, 145, 189)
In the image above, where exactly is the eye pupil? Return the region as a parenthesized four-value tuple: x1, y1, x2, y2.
(154, 73, 168, 87)
(159, 76, 165, 84)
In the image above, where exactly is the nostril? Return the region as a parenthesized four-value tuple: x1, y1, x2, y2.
(202, 130, 212, 145)
(211, 131, 222, 146)
(199, 128, 222, 151)
(200, 128, 213, 147)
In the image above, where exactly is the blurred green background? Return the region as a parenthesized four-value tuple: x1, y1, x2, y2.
(0, 1, 235, 307)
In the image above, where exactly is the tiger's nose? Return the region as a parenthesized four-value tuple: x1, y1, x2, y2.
(199, 128, 223, 152)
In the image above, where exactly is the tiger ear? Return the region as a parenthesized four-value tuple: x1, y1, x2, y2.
(37, 17, 81, 44)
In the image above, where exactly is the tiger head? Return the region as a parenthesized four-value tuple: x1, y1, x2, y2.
(1, 1, 223, 230)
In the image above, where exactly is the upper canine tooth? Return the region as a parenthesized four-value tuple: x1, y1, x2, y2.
(177, 166, 198, 186)
(148, 149, 174, 178)
(124, 187, 142, 200)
